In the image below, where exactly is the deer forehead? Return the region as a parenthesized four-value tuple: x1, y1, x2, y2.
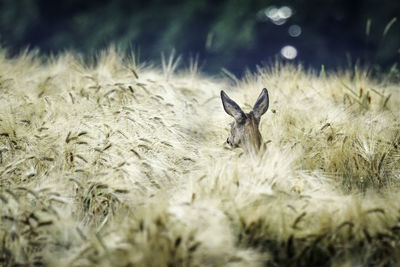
(238, 112, 260, 126)
(231, 112, 260, 133)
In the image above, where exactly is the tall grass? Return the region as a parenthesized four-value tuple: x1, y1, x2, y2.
(0, 48, 400, 266)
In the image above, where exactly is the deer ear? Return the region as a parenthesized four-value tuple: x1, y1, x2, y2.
(252, 88, 269, 121)
(221, 90, 246, 123)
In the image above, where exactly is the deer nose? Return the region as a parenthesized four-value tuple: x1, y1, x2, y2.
(226, 138, 230, 145)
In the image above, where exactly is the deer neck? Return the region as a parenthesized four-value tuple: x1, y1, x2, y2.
(242, 113, 262, 154)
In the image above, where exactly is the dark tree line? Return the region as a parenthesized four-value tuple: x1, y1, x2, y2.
(0, 0, 399, 74)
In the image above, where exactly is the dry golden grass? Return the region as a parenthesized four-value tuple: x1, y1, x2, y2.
(1, 48, 400, 266)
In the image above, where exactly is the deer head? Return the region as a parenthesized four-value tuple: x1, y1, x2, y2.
(221, 88, 269, 154)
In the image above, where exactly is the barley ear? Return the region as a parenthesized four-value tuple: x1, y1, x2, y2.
(253, 88, 269, 121)
(221, 90, 246, 123)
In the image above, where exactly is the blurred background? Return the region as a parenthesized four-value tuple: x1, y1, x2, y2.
(0, 0, 399, 75)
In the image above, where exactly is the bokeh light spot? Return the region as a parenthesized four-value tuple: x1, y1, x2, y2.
(288, 25, 302, 37)
(280, 45, 297, 59)
(261, 5, 293, 25)
(278, 6, 292, 19)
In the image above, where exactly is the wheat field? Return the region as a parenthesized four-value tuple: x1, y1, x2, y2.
(0, 48, 400, 266)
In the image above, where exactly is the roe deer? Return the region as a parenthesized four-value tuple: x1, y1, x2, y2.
(221, 88, 269, 154)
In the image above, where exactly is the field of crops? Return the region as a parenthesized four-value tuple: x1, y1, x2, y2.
(1, 49, 400, 266)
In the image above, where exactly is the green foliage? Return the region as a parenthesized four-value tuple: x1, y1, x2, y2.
(0, 0, 399, 73)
